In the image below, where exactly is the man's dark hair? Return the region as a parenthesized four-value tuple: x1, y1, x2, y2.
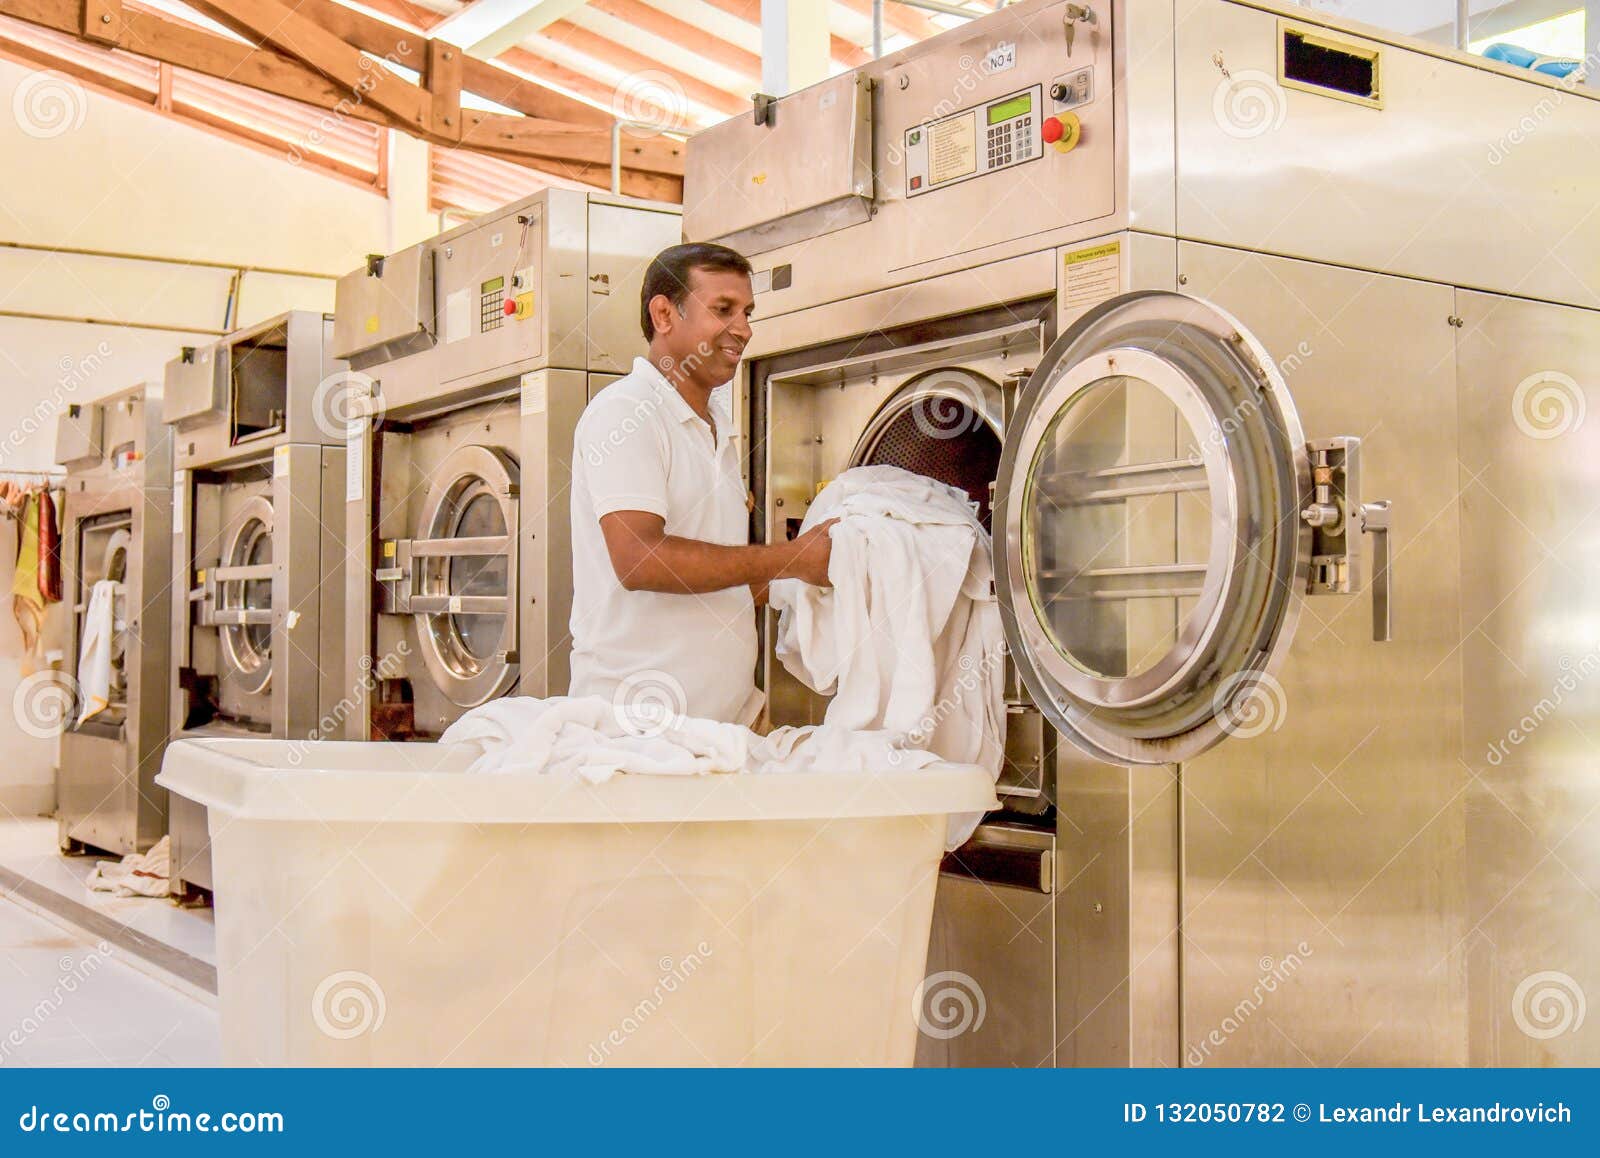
(640, 242, 753, 340)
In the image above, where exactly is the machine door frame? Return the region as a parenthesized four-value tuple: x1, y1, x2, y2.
(994, 291, 1316, 766)
(385, 442, 521, 709)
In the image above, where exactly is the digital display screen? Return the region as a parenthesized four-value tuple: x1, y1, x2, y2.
(988, 93, 1031, 124)
(481, 276, 505, 294)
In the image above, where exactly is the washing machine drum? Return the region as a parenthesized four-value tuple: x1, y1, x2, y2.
(410, 444, 520, 708)
(850, 368, 1004, 530)
(217, 496, 274, 696)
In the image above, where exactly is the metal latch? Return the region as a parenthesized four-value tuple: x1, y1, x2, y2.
(1300, 436, 1392, 642)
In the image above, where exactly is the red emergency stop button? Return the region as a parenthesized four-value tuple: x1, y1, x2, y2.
(1041, 116, 1065, 144)
(503, 298, 518, 317)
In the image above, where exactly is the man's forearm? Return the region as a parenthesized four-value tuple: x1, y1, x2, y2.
(619, 535, 803, 595)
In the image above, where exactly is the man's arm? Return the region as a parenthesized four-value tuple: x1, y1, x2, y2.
(599, 510, 835, 594)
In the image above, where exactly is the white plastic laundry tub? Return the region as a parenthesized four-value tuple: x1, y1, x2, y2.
(155, 737, 997, 1066)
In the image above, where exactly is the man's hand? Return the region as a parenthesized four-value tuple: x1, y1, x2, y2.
(785, 518, 837, 588)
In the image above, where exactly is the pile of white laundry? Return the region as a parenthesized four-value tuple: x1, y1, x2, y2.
(442, 696, 939, 782)
(441, 466, 1005, 849)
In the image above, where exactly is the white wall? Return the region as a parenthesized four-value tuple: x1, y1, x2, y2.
(0, 54, 428, 817)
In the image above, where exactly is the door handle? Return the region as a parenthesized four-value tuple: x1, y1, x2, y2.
(1301, 437, 1393, 643)
(1360, 500, 1391, 642)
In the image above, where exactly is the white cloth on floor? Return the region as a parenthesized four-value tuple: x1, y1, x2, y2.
(86, 835, 170, 899)
(76, 578, 121, 724)
(440, 695, 942, 782)
(767, 466, 1006, 846)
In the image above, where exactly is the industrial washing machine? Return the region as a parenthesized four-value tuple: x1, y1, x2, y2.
(685, 0, 1600, 1066)
(334, 188, 680, 740)
(164, 311, 347, 895)
(54, 383, 173, 858)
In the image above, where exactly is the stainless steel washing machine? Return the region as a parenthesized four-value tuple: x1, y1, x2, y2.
(164, 310, 347, 896)
(334, 188, 681, 740)
(685, 0, 1600, 1065)
(54, 383, 173, 858)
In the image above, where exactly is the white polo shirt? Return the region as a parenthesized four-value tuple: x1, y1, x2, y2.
(568, 357, 760, 724)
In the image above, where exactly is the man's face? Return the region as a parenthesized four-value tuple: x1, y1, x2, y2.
(651, 266, 754, 388)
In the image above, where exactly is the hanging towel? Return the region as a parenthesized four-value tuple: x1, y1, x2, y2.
(86, 835, 171, 899)
(767, 465, 1007, 847)
(37, 489, 62, 604)
(10, 493, 45, 656)
(77, 579, 122, 723)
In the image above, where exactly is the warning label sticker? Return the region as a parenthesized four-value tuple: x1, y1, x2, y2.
(1062, 241, 1121, 309)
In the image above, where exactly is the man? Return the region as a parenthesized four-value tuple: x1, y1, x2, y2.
(568, 242, 836, 725)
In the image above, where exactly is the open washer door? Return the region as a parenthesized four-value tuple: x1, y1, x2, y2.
(995, 291, 1325, 767)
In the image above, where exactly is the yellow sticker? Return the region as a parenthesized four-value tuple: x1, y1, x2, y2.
(751, 173, 767, 185)
(196, 569, 206, 583)
(1062, 240, 1121, 310)
(365, 315, 380, 334)
(383, 541, 396, 558)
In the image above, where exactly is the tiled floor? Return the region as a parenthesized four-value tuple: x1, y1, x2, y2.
(0, 896, 219, 1066)
(0, 818, 220, 1066)
(0, 819, 216, 966)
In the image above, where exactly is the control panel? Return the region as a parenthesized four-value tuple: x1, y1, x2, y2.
(904, 84, 1042, 198)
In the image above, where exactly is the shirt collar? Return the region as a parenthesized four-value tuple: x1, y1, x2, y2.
(636, 357, 732, 435)
(635, 357, 700, 427)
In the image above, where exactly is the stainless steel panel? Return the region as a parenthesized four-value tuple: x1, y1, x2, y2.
(54, 402, 102, 469)
(584, 203, 682, 374)
(163, 344, 222, 430)
(1455, 290, 1600, 1064)
(683, 72, 874, 255)
(684, 0, 1120, 321)
(1176, 242, 1466, 1066)
(333, 243, 436, 366)
(1173, 0, 1600, 310)
(916, 875, 1056, 1067)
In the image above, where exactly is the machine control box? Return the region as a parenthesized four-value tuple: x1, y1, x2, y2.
(905, 84, 1042, 198)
